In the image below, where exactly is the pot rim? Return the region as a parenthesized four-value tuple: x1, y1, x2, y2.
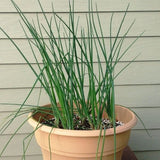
(28, 104, 137, 137)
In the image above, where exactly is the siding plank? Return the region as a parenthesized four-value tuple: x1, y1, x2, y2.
(129, 130, 160, 151)
(0, 134, 41, 157)
(0, 12, 160, 38)
(0, 85, 160, 111)
(132, 108, 160, 130)
(1, 155, 42, 160)
(0, 0, 160, 12)
(0, 112, 34, 135)
(0, 62, 160, 88)
(0, 88, 50, 111)
(135, 151, 160, 160)
(1, 38, 160, 64)
(115, 85, 160, 107)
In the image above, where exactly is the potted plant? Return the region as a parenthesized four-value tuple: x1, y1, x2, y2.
(0, 0, 141, 159)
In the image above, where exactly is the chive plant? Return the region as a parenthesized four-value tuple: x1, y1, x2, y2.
(0, 0, 142, 158)
(0, 0, 142, 132)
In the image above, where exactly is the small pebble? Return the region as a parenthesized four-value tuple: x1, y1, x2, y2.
(42, 115, 124, 130)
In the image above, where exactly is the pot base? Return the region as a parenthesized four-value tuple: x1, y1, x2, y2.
(41, 148, 123, 160)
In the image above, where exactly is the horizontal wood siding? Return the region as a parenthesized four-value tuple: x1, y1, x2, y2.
(0, 86, 160, 110)
(135, 151, 160, 160)
(0, 62, 160, 88)
(0, 0, 159, 159)
(0, 0, 160, 12)
(0, 38, 160, 64)
(1, 155, 42, 160)
(0, 12, 160, 38)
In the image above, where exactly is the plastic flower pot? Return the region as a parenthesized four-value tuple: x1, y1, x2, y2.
(28, 105, 137, 160)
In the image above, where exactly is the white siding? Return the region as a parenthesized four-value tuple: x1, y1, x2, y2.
(0, 12, 160, 38)
(0, 0, 160, 12)
(0, 0, 160, 160)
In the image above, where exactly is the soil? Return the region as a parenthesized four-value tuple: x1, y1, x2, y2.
(42, 114, 124, 130)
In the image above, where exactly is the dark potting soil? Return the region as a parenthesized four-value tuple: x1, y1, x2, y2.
(42, 114, 124, 130)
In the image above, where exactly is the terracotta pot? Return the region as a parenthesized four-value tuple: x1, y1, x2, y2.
(28, 105, 137, 160)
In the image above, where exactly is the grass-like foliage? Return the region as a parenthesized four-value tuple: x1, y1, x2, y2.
(0, 0, 143, 158)
(0, 0, 142, 129)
